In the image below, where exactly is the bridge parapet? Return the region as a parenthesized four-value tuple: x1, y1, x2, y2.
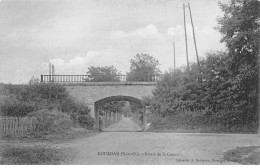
(40, 74, 161, 83)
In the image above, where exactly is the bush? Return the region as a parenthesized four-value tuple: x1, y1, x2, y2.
(27, 109, 73, 135)
(148, 51, 258, 133)
(0, 98, 35, 117)
(78, 115, 94, 129)
(148, 108, 257, 133)
(1, 83, 94, 129)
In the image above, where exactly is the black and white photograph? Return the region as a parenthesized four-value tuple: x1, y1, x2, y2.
(0, 0, 259, 165)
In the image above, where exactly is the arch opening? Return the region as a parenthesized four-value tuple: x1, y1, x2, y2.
(95, 95, 145, 107)
(94, 95, 146, 132)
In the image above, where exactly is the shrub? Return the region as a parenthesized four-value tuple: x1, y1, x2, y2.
(0, 98, 35, 117)
(77, 115, 94, 129)
(1, 83, 94, 129)
(27, 109, 73, 135)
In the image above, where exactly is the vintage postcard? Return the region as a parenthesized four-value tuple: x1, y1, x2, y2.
(0, 0, 259, 165)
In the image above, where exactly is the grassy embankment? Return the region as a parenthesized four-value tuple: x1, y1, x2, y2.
(0, 83, 97, 164)
(147, 112, 258, 134)
(223, 146, 260, 165)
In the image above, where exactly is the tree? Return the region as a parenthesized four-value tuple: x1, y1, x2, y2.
(99, 101, 125, 114)
(216, 0, 259, 125)
(28, 76, 40, 84)
(217, 0, 259, 70)
(127, 53, 161, 81)
(85, 66, 121, 82)
(145, 0, 259, 133)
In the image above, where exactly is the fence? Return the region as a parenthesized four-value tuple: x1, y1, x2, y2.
(0, 117, 35, 135)
(40, 74, 162, 83)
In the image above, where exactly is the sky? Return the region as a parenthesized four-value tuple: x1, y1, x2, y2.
(0, 0, 228, 84)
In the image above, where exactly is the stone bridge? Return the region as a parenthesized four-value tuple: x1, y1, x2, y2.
(60, 81, 156, 130)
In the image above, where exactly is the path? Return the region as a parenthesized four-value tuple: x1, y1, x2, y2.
(62, 118, 260, 165)
(102, 117, 142, 132)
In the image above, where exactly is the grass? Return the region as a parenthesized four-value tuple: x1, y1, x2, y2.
(223, 146, 260, 165)
(1, 127, 97, 143)
(147, 113, 258, 134)
(0, 127, 98, 165)
(0, 145, 77, 165)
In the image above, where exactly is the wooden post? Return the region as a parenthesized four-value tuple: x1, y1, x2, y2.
(258, 45, 260, 134)
(49, 63, 52, 82)
(188, 3, 201, 73)
(173, 42, 176, 72)
(183, 4, 189, 71)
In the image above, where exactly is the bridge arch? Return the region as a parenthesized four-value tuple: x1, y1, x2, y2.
(95, 95, 145, 107)
(62, 82, 156, 130)
(94, 95, 146, 130)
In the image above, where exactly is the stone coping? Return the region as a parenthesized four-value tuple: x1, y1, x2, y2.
(59, 81, 157, 86)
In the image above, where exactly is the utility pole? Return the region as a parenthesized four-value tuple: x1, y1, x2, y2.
(188, 3, 200, 72)
(173, 42, 176, 72)
(49, 62, 52, 82)
(183, 4, 189, 71)
(52, 64, 55, 82)
(48, 62, 55, 82)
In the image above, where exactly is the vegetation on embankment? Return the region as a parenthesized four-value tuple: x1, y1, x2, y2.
(0, 144, 76, 165)
(223, 146, 260, 165)
(145, 0, 259, 133)
(0, 82, 95, 139)
(0, 82, 98, 164)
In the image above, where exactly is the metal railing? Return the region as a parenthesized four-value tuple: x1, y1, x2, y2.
(40, 74, 161, 83)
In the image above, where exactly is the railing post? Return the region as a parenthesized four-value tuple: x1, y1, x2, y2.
(39, 74, 161, 83)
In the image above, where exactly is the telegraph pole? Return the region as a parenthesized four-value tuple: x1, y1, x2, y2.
(52, 64, 55, 82)
(183, 4, 189, 71)
(49, 62, 52, 82)
(173, 42, 176, 72)
(188, 3, 200, 71)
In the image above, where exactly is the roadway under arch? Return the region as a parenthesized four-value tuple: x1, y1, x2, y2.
(94, 95, 146, 131)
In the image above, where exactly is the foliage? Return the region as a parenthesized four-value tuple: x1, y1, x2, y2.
(76, 115, 94, 129)
(1, 98, 35, 117)
(145, 0, 259, 133)
(98, 101, 125, 117)
(121, 101, 132, 117)
(127, 53, 161, 81)
(0, 83, 93, 129)
(148, 50, 257, 132)
(27, 109, 73, 135)
(1, 145, 74, 165)
(85, 65, 121, 82)
(216, 0, 259, 119)
(223, 146, 260, 165)
(28, 76, 40, 84)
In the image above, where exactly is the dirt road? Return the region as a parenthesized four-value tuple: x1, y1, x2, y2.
(64, 117, 259, 165)
(102, 117, 142, 132)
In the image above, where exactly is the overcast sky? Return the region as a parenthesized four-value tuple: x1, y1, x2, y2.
(0, 0, 228, 84)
